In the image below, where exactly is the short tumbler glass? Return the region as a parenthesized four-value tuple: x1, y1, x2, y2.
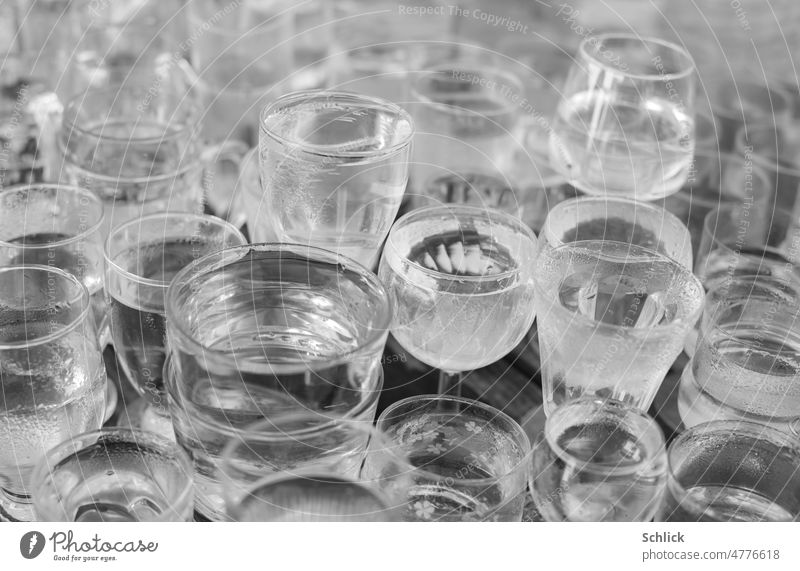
(530, 397, 668, 521)
(376, 395, 531, 522)
(31, 428, 194, 522)
(657, 421, 800, 521)
(164, 243, 391, 520)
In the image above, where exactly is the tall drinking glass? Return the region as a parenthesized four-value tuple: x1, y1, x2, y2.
(534, 240, 705, 415)
(541, 196, 693, 268)
(657, 421, 800, 521)
(549, 34, 696, 199)
(221, 414, 411, 522)
(679, 275, 800, 436)
(259, 90, 413, 268)
(0, 266, 106, 521)
(31, 428, 194, 522)
(409, 64, 524, 210)
(375, 395, 531, 522)
(104, 213, 246, 434)
(695, 204, 800, 290)
(530, 397, 667, 521)
(379, 204, 538, 396)
(56, 79, 206, 238)
(164, 244, 390, 519)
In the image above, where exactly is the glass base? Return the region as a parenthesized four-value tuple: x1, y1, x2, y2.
(0, 488, 35, 522)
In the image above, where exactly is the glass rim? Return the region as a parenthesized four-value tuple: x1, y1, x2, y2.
(579, 32, 696, 81)
(668, 149, 773, 207)
(666, 420, 800, 508)
(103, 211, 246, 289)
(701, 273, 800, 348)
(0, 264, 90, 350)
(61, 84, 201, 145)
(376, 394, 532, 486)
(165, 242, 393, 372)
(30, 427, 194, 522)
(533, 240, 705, 334)
(220, 412, 412, 476)
(63, 156, 205, 185)
(543, 195, 689, 250)
(410, 62, 525, 116)
(163, 352, 385, 439)
(259, 90, 414, 159)
(544, 397, 666, 476)
(383, 203, 538, 284)
(0, 183, 105, 249)
(702, 203, 799, 252)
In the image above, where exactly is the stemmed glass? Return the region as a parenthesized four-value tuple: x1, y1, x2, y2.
(378, 204, 538, 396)
(549, 34, 696, 199)
(534, 240, 705, 414)
(657, 421, 800, 521)
(164, 243, 390, 520)
(0, 266, 106, 521)
(530, 397, 667, 521)
(258, 90, 413, 269)
(541, 196, 693, 269)
(31, 428, 194, 522)
(104, 213, 246, 434)
(374, 395, 531, 522)
(220, 414, 411, 522)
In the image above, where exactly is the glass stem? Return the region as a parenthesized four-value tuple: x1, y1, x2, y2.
(438, 370, 463, 397)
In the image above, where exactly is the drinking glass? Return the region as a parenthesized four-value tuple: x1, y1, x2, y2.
(187, 0, 292, 145)
(548, 34, 696, 199)
(104, 212, 246, 435)
(184, 0, 296, 218)
(657, 421, 800, 521)
(678, 275, 800, 436)
(735, 122, 800, 215)
(703, 77, 794, 152)
(221, 414, 411, 521)
(0, 265, 106, 521)
(53, 77, 209, 238)
(660, 150, 772, 257)
(409, 63, 524, 208)
(530, 397, 667, 521)
(30, 428, 194, 522)
(259, 90, 413, 269)
(695, 204, 800, 290)
(534, 240, 705, 415)
(379, 204, 538, 396)
(541, 196, 693, 269)
(164, 243, 390, 519)
(58, 0, 186, 97)
(375, 395, 531, 522)
(0, 184, 105, 328)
